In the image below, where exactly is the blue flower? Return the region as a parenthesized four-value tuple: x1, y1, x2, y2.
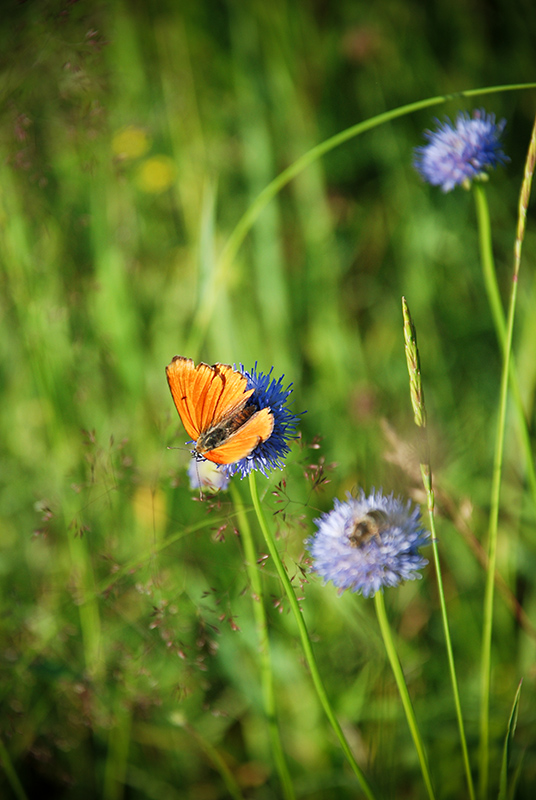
(188, 457, 230, 492)
(307, 489, 430, 598)
(413, 109, 508, 192)
(224, 364, 301, 478)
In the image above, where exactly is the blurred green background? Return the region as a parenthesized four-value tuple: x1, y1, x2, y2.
(1, 1, 536, 797)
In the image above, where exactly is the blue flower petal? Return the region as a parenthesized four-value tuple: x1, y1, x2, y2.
(307, 489, 430, 598)
(413, 109, 508, 192)
(188, 457, 230, 492)
(222, 364, 302, 478)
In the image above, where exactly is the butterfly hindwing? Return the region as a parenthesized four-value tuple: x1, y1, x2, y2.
(202, 407, 275, 464)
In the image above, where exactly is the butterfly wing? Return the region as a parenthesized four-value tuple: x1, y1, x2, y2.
(202, 407, 274, 464)
(198, 362, 254, 428)
(166, 356, 254, 441)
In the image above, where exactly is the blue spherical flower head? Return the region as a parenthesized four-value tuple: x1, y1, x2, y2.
(188, 457, 230, 493)
(414, 109, 508, 192)
(223, 364, 301, 479)
(307, 489, 430, 598)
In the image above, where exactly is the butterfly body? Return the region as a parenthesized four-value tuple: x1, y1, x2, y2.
(166, 355, 274, 465)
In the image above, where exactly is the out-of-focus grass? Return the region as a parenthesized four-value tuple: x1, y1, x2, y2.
(1, 1, 536, 797)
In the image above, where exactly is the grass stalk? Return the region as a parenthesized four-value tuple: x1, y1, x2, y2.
(0, 738, 28, 800)
(230, 483, 296, 800)
(373, 591, 436, 800)
(473, 184, 536, 502)
(478, 114, 536, 800)
(247, 472, 378, 800)
(402, 298, 475, 800)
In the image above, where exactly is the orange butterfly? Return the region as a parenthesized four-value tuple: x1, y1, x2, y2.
(166, 356, 275, 465)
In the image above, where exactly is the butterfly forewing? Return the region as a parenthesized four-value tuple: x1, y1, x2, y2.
(166, 357, 201, 440)
(206, 364, 255, 427)
(190, 362, 225, 431)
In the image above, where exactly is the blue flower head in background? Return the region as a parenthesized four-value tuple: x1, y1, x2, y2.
(307, 489, 430, 598)
(413, 109, 508, 192)
(188, 457, 230, 493)
(224, 364, 301, 479)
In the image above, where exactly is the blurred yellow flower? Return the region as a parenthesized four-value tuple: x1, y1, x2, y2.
(136, 156, 176, 193)
(112, 125, 151, 160)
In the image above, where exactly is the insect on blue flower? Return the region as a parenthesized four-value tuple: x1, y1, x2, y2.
(413, 109, 508, 192)
(223, 364, 301, 478)
(307, 489, 430, 598)
(166, 357, 301, 479)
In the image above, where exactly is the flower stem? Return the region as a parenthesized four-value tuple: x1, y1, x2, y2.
(421, 466, 476, 800)
(186, 82, 536, 355)
(473, 184, 536, 503)
(403, 298, 475, 800)
(231, 483, 295, 800)
(473, 184, 506, 340)
(478, 114, 536, 800)
(247, 472, 378, 800)
(373, 591, 436, 800)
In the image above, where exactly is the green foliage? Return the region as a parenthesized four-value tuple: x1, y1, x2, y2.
(1, 1, 535, 797)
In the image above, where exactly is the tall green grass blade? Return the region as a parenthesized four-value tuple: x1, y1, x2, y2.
(473, 184, 536, 507)
(479, 113, 536, 800)
(231, 484, 295, 800)
(0, 738, 28, 800)
(373, 591, 436, 800)
(103, 696, 132, 800)
(402, 298, 475, 800)
(498, 680, 522, 800)
(248, 472, 378, 800)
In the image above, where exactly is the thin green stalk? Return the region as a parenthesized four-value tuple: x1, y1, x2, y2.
(0, 738, 28, 800)
(186, 81, 536, 354)
(66, 513, 103, 680)
(231, 483, 296, 800)
(181, 722, 246, 800)
(402, 298, 475, 800)
(473, 183, 507, 340)
(373, 591, 436, 800)
(421, 466, 476, 800)
(478, 257, 515, 800)
(478, 115, 536, 800)
(247, 472, 378, 800)
(103, 695, 132, 800)
(473, 184, 536, 502)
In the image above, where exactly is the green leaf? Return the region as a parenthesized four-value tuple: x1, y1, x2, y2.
(498, 679, 522, 800)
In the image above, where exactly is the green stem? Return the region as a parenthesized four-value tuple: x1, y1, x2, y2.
(403, 297, 474, 799)
(473, 184, 507, 340)
(182, 722, 246, 800)
(247, 472, 378, 800)
(373, 591, 436, 800)
(478, 114, 536, 800)
(187, 82, 536, 354)
(231, 483, 295, 800)
(473, 184, 536, 502)
(478, 291, 514, 800)
(0, 738, 28, 800)
(420, 467, 476, 800)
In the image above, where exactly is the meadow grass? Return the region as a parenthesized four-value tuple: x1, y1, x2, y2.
(1, 2, 536, 798)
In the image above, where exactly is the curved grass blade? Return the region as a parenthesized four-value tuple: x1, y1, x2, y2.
(498, 680, 522, 800)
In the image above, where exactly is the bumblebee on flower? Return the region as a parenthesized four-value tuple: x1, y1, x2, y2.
(307, 489, 430, 598)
